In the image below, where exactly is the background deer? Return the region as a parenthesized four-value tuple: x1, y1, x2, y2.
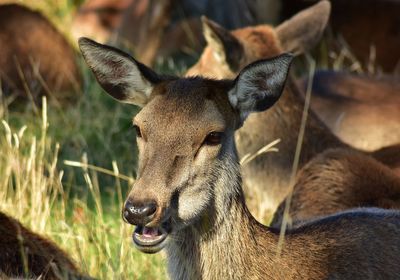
(79, 37, 400, 280)
(0, 211, 90, 280)
(0, 4, 81, 104)
(72, 0, 258, 66)
(297, 70, 400, 151)
(271, 148, 400, 227)
(186, 1, 400, 220)
(280, 0, 400, 72)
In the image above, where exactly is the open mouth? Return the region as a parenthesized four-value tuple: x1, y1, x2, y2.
(132, 225, 169, 254)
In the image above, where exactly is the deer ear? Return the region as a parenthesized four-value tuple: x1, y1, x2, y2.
(78, 37, 162, 107)
(276, 0, 331, 55)
(201, 16, 244, 72)
(229, 53, 293, 123)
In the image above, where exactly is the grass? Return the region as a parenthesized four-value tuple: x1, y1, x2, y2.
(0, 1, 196, 278)
(1, 94, 168, 279)
(0, 2, 198, 278)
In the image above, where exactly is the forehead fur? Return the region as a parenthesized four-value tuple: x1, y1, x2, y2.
(233, 25, 283, 60)
(186, 24, 284, 79)
(137, 77, 236, 128)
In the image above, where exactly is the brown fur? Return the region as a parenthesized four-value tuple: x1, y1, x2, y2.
(73, 0, 199, 65)
(117, 0, 175, 65)
(72, 0, 261, 65)
(281, 0, 400, 72)
(79, 38, 400, 279)
(186, 1, 400, 219)
(299, 70, 400, 151)
(0, 4, 81, 103)
(0, 211, 90, 280)
(71, 0, 133, 43)
(271, 148, 400, 227)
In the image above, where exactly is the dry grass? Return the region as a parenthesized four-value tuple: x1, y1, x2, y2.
(0, 98, 167, 279)
(0, 2, 182, 277)
(276, 56, 316, 255)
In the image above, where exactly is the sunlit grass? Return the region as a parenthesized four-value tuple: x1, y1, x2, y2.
(0, 1, 188, 276)
(0, 98, 167, 279)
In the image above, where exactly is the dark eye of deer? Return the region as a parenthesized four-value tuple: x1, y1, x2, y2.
(204, 132, 223, 146)
(133, 125, 142, 138)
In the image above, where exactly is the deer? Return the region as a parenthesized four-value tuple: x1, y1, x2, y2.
(79, 36, 400, 280)
(279, 0, 400, 72)
(186, 0, 400, 220)
(71, 0, 133, 44)
(0, 211, 91, 280)
(0, 4, 81, 104)
(72, 0, 264, 66)
(271, 148, 400, 227)
(297, 70, 400, 151)
(72, 0, 199, 66)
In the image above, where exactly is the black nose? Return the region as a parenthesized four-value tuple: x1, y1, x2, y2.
(123, 200, 157, 225)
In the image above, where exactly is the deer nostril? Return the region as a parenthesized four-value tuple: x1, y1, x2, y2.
(123, 200, 158, 225)
(140, 202, 157, 217)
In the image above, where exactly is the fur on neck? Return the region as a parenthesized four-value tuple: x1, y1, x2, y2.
(165, 156, 276, 279)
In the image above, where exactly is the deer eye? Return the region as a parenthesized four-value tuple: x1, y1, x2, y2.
(204, 132, 224, 146)
(133, 125, 142, 138)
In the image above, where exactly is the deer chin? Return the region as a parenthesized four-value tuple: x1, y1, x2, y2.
(133, 225, 169, 254)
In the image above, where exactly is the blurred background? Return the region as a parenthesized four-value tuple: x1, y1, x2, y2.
(0, 0, 399, 279)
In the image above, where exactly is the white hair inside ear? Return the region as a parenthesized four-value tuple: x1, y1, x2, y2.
(228, 53, 293, 122)
(79, 37, 157, 107)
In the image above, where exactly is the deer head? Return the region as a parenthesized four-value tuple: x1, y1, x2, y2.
(79, 37, 292, 254)
(186, 0, 330, 78)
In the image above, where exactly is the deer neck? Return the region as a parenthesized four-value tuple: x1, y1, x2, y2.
(165, 156, 279, 279)
(235, 76, 347, 213)
(238, 76, 345, 168)
(272, 77, 345, 163)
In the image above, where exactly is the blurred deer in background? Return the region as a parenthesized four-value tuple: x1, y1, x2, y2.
(72, 0, 264, 66)
(71, 0, 133, 44)
(187, 1, 400, 220)
(280, 0, 400, 72)
(72, 0, 182, 65)
(271, 148, 400, 227)
(0, 211, 91, 279)
(73, 0, 201, 65)
(80, 37, 400, 280)
(0, 4, 81, 104)
(297, 70, 400, 151)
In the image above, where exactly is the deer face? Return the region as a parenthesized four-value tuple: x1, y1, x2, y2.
(186, 0, 330, 78)
(79, 38, 292, 254)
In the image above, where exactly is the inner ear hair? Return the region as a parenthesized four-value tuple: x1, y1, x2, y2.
(201, 16, 244, 72)
(229, 53, 294, 123)
(276, 0, 331, 55)
(78, 37, 164, 106)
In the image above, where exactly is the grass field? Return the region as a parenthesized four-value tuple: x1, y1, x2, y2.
(0, 1, 170, 278)
(1, 78, 169, 279)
